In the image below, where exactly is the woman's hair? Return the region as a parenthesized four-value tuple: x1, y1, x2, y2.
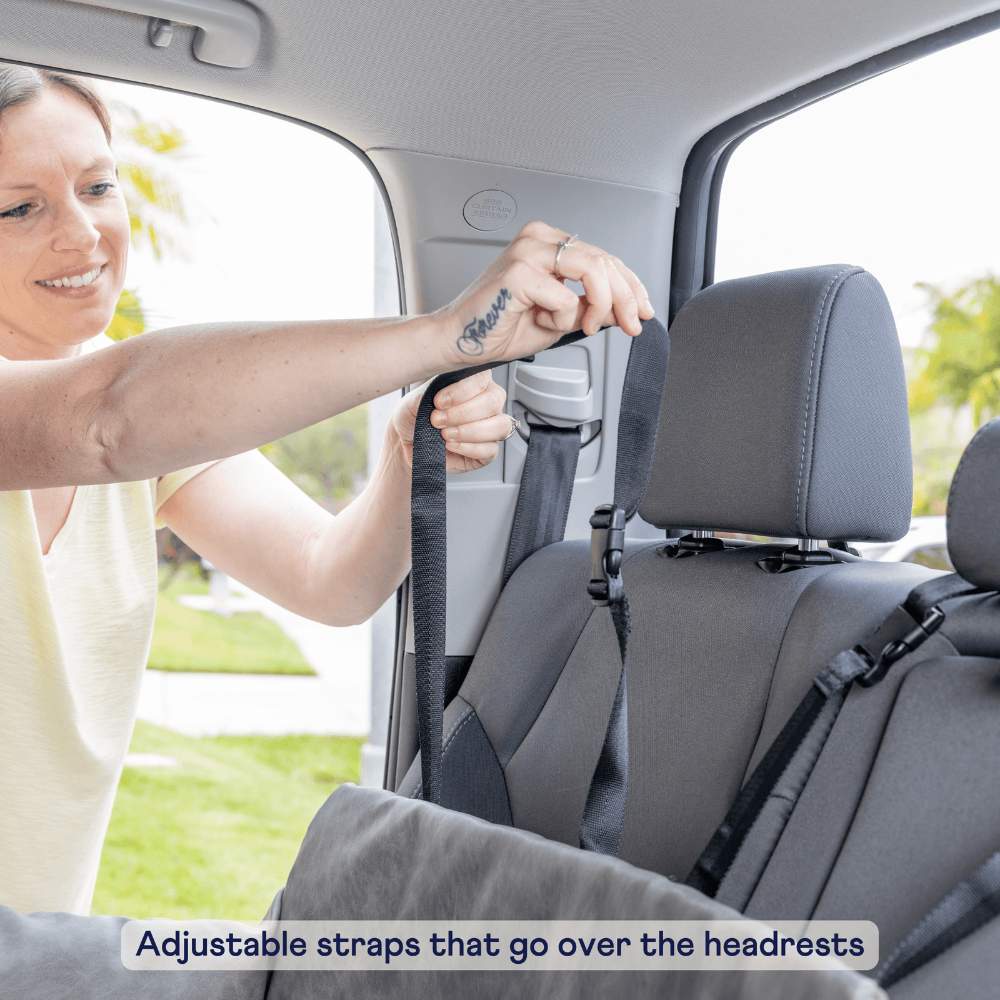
(0, 63, 112, 141)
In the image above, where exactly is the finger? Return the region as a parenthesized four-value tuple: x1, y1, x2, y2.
(438, 412, 513, 444)
(434, 369, 492, 409)
(506, 259, 580, 318)
(608, 255, 655, 319)
(604, 256, 642, 337)
(444, 440, 500, 462)
(519, 238, 611, 338)
(432, 380, 505, 429)
(555, 247, 613, 337)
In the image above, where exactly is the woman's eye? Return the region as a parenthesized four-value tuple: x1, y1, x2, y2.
(88, 181, 116, 196)
(0, 202, 33, 220)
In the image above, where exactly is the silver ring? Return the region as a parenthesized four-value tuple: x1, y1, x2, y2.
(502, 415, 520, 441)
(553, 233, 578, 277)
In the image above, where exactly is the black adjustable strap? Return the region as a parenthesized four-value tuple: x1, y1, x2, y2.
(410, 328, 588, 805)
(876, 851, 1000, 988)
(410, 318, 668, 808)
(501, 424, 582, 588)
(686, 573, 977, 903)
(578, 320, 671, 855)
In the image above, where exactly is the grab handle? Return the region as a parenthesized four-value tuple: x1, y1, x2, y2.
(67, 0, 261, 68)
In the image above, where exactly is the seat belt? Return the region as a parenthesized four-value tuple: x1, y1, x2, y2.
(501, 423, 582, 588)
(408, 318, 669, 824)
(687, 572, 980, 905)
(875, 849, 1000, 989)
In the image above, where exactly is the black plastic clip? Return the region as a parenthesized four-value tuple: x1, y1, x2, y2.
(857, 605, 946, 687)
(587, 504, 625, 607)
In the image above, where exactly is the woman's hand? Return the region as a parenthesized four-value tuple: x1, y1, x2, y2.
(389, 370, 509, 473)
(433, 219, 655, 370)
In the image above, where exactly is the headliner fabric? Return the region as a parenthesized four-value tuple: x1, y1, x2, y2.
(0, 1, 998, 192)
(640, 265, 912, 541)
(946, 417, 1000, 591)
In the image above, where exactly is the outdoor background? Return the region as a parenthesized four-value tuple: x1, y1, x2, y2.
(88, 78, 396, 919)
(89, 24, 1000, 919)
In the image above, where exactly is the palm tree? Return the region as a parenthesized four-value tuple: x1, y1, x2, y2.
(105, 100, 191, 341)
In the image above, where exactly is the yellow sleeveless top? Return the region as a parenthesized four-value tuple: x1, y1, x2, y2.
(0, 334, 222, 914)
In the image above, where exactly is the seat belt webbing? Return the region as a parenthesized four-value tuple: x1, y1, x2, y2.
(501, 423, 582, 588)
(687, 573, 978, 905)
(876, 850, 1000, 989)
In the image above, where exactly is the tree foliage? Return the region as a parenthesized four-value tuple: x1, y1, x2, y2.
(105, 103, 190, 341)
(909, 275, 1000, 423)
(907, 275, 1000, 514)
(103, 97, 369, 515)
(259, 407, 368, 513)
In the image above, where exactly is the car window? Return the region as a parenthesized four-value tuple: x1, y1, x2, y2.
(713, 27, 1000, 522)
(68, 76, 400, 918)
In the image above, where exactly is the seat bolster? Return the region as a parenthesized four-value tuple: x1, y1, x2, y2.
(397, 696, 512, 826)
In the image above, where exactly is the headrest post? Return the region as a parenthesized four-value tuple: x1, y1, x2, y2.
(797, 539, 819, 553)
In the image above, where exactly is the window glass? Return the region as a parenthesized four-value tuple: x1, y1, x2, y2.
(714, 28, 1000, 535)
(68, 78, 398, 918)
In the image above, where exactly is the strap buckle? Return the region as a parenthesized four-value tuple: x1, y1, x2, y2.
(856, 605, 946, 687)
(587, 504, 625, 607)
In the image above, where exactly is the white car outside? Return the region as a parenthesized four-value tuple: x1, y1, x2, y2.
(854, 515, 950, 568)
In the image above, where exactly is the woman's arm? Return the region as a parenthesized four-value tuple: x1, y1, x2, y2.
(0, 220, 652, 491)
(0, 312, 444, 490)
(158, 371, 509, 626)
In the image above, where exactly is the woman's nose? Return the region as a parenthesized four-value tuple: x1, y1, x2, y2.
(50, 198, 101, 254)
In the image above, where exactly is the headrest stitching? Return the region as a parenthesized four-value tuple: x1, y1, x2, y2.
(793, 266, 858, 537)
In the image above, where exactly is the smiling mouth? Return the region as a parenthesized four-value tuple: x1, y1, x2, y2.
(35, 263, 108, 292)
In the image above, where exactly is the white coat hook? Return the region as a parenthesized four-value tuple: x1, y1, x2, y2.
(148, 17, 174, 48)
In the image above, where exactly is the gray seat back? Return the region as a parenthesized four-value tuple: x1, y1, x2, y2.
(399, 264, 930, 881)
(731, 418, 1000, 997)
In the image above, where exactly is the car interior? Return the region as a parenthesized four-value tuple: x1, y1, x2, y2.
(4, 1, 1000, 997)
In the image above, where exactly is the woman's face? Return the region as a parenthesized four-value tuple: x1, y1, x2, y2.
(0, 86, 128, 360)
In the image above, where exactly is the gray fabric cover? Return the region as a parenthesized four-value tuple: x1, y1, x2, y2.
(404, 535, 934, 880)
(640, 265, 912, 541)
(267, 783, 883, 1000)
(0, 906, 272, 1000)
(946, 417, 1000, 591)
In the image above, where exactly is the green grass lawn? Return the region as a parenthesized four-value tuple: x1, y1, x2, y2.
(93, 720, 362, 919)
(149, 564, 315, 676)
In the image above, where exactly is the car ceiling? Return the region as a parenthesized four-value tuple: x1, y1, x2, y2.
(3, 0, 999, 195)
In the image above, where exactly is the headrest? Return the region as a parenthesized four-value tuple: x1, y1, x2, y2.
(947, 419, 1000, 591)
(640, 265, 912, 541)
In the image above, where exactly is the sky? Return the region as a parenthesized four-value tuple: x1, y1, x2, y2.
(94, 78, 379, 333)
(92, 23, 1000, 352)
(715, 25, 1000, 351)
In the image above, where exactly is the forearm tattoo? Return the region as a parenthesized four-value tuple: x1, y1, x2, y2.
(457, 287, 512, 356)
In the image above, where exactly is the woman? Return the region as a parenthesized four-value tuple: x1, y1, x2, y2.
(0, 65, 654, 916)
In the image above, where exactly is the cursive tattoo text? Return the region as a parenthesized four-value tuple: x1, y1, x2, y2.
(457, 287, 512, 356)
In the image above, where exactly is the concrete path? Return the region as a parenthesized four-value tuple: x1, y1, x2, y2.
(136, 580, 371, 738)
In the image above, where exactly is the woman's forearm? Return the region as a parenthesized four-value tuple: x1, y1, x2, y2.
(307, 425, 413, 627)
(99, 312, 452, 483)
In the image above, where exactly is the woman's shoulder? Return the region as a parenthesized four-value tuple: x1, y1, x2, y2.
(79, 333, 117, 355)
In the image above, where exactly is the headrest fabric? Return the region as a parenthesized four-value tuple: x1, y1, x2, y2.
(947, 418, 1000, 591)
(639, 265, 912, 541)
